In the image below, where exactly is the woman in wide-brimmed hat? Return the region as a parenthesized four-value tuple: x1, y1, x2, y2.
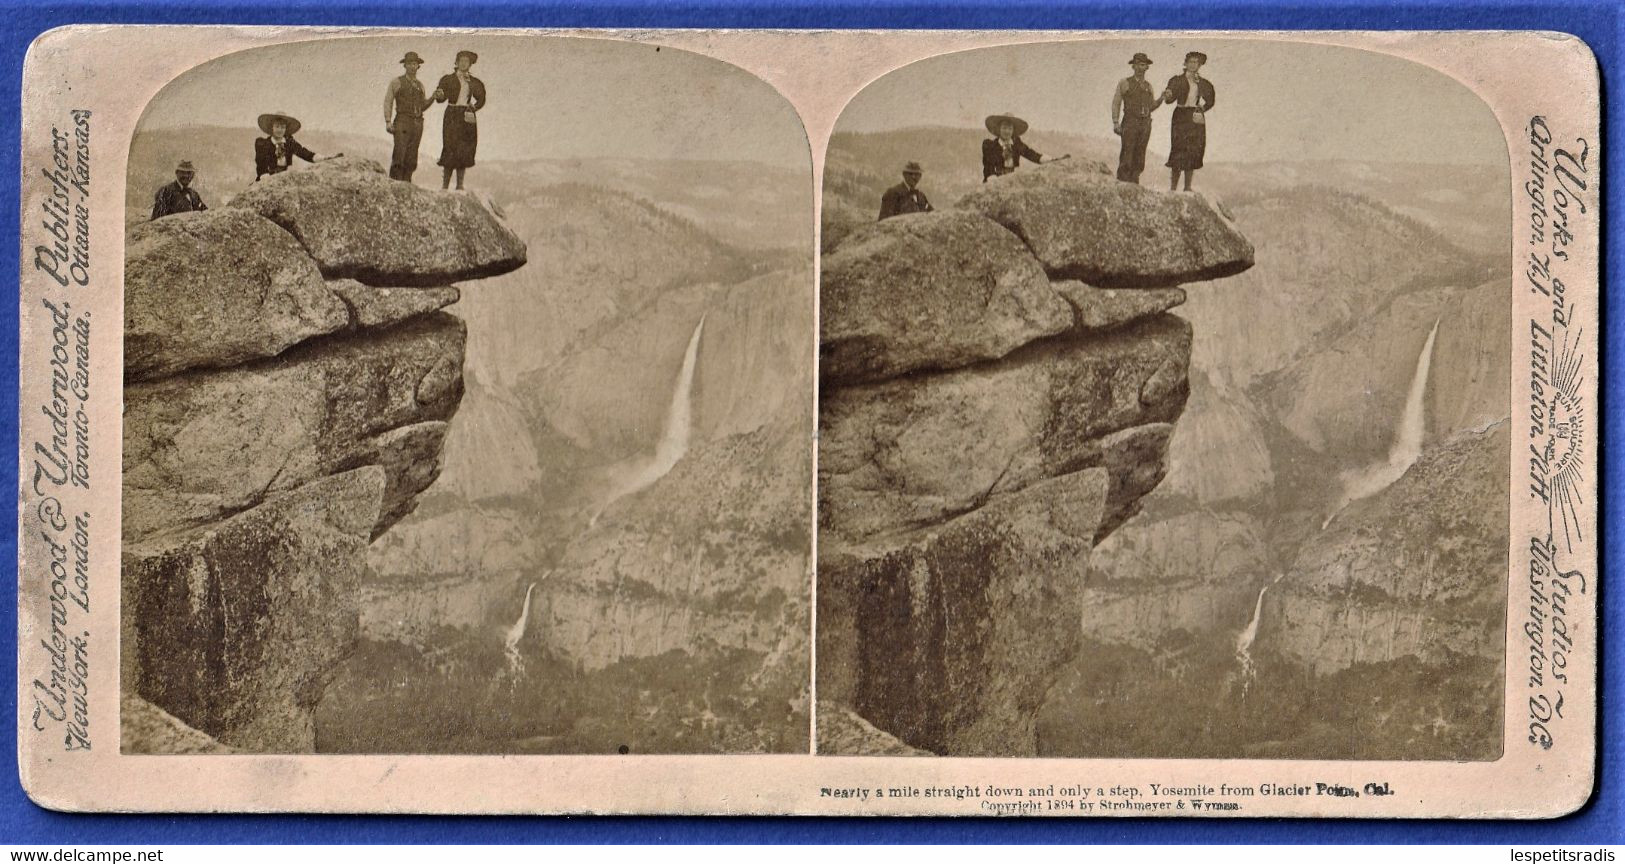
(1160, 51, 1217, 191)
(981, 112, 1068, 182)
(253, 111, 333, 180)
(433, 49, 487, 190)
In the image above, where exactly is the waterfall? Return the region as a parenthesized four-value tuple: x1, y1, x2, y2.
(650, 314, 707, 478)
(1235, 572, 1284, 693)
(503, 581, 538, 676)
(1322, 318, 1440, 528)
(591, 314, 707, 525)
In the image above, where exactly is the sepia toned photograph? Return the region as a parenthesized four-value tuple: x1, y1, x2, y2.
(13, 26, 1597, 817)
(116, 34, 815, 755)
(817, 39, 1514, 759)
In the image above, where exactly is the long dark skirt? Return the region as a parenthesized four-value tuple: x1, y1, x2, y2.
(438, 105, 478, 169)
(1166, 106, 1206, 170)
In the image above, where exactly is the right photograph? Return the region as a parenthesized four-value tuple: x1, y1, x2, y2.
(816, 38, 1512, 759)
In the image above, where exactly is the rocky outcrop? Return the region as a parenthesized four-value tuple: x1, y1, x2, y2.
(123, 314, 466, 541)
(123, 468, 383, 751)
(122, 158, 526, 753)
(228, 157, 527, 286)
(957, 161, 1254, 287)
(1052, 282, 1187, 332)
(123, 209, 348, 382)
(329, 281, 461, 331)
(818, 161, 1254, 755)
(820, 212, 1070, 385)
(820, 469, 1107, 756)
(819, 320, 1188, 546)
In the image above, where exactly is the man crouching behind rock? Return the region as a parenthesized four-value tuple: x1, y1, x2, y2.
(151, 159, 206, 220)
(878, 161, 933, 220)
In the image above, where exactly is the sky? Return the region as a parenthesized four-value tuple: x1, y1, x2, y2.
(136, 33, 812, 170)
(836, 38, 1507, 166)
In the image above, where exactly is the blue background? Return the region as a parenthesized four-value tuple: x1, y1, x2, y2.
(1, 0, 1619, 845)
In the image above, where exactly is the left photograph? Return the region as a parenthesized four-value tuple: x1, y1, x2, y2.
(119, 34, 815, 755)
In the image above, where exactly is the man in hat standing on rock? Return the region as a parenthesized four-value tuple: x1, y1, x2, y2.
(150, 160, 207, 220)
(1111, 53, 1162, 184)
(384, 51, 438, 182)
(254, 111, 323, 180)
(982, 113, 1067, 182)
(878, 161, 934, 220)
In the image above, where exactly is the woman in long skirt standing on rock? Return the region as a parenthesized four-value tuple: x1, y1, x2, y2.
(435, 49, 486, 190)
(1161, 51, 1215, 191)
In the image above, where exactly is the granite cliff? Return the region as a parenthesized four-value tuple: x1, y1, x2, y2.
(825, 131, 1510, 761)
(121, 157, 526, 752)
(817, 160, 1255, 756)
(314, 173, 813, 754)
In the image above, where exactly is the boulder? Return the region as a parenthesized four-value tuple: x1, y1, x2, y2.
(228, 157, 527, 286)
(1051, 282, 1186, 331)
(124, 209, 348, 382)
(122, 467, 384, 752)
(817, 468, 1108, 756)
(819, 211, 1072, 385)
(123, 312, 465, 542)
(819, 315, 1190, 545)
(329, 280, 461, 331)
(958, 162, 1254, 287)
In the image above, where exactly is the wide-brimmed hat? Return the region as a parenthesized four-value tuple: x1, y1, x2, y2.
(257, 111, 301, 135)
(456, 50, 479, 65)
(985, 113, 1029, 137)
(902, 161, 923, 175)
(1129, 53, 1153, 65)
(400, 51, 425, 65)
(175, 160, 196, 173)
(1184, 51, 1208, 65)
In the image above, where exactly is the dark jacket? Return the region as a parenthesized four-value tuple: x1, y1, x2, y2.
(1162, 74, 1217, 112)
(255, 135, 316, 180)
(151, 180, 207, 220)
(878, 182, 933, 220)
(982, 136, 1042, 181)
(434, 73, 487, 113)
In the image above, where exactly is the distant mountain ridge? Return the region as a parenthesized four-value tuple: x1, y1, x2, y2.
(129, 125, 810, 252)
(824, 125, 1506, 258)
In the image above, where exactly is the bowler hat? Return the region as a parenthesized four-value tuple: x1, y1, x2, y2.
(456, 50, 479, 65)
(1129, 53, 1153, 65)
(175, 160, 196, 173)
(984, 113, 1029, 137)
(902, 161, 923, 175)
(257, 111, 302, 136)
(1184, 51, 1208, 65)
(401, 52, 425, 65)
